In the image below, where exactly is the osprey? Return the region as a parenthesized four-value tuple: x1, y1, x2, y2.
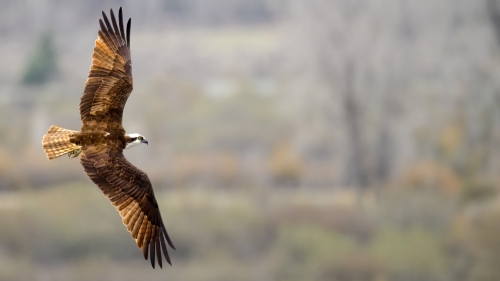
(41, 8, 174, 268)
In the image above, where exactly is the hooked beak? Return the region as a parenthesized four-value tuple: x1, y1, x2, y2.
(141, 139, 149, 145)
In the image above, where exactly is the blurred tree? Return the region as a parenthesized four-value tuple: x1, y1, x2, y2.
(341, 62, 369, 189)
(303, 1, 375, 190)
(21, 32, 57, 85)
(488, 0, 500, 44)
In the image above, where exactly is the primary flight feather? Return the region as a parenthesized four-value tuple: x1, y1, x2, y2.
(41, 7, 175, 269)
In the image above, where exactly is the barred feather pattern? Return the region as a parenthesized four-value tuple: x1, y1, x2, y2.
(40, 8, 174, 269)
(41, 125, 81, 160)
(79, 7, 133, 134)
(80, 146, 175, 268)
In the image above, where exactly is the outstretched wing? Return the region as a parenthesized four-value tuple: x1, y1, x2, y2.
(80, 8, 133, 134)
(80, 144, 175, 268)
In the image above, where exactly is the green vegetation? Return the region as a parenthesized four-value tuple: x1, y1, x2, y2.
(22, 32, 56, 85)
(0, 183, 493, 281)
(2, 0, 500, 280)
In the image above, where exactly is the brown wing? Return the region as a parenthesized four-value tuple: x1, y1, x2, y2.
(80, 144, 175, 268)
(80, 8, 133, 134)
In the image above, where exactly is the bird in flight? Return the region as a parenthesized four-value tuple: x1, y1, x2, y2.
(41, 8, 174, 268)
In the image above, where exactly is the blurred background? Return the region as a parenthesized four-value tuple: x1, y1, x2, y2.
(1, 0, 500, 280)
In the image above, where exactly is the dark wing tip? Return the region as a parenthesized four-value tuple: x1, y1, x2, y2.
(150, 240, 156, 268)
(161, 222, 176, 250)
(126, 18, 131, 47)
(143, 240, 149, 260)
(160, 230, 172, 266)
(109, 9, 116, 31)
(101, 11, 114, 36)
(109, 8, 121, 39)
(99, 19, 107, 35)
(119, 7, 125, 40)
(101, 10, 107, 22)
(156, 236, 163, 268)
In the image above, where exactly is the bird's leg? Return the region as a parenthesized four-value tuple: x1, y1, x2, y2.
(67, 147, 82, 158)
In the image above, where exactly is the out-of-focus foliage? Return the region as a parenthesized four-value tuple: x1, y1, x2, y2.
(2, 0, 500, 280)
(0, 184, 490, 281)
(21, 32, 56, 85)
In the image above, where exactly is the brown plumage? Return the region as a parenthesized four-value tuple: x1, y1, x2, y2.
(42, 125, 81, 160)
(41, 8, 174, 268)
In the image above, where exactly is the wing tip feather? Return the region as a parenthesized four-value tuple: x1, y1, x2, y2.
(119, 7, 125, 41)
(126, 18, 131, 47)
(80, 143, 174, 269)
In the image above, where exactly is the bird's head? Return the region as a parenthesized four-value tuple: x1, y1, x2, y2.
(125, 133, 148, 149)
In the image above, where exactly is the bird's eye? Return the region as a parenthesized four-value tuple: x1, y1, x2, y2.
(138, 136, 143, 140)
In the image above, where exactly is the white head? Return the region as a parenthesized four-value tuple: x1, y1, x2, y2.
(125, 133, 148, 149)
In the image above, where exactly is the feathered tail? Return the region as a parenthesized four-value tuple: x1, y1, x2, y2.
(41, 125, 81, 160)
